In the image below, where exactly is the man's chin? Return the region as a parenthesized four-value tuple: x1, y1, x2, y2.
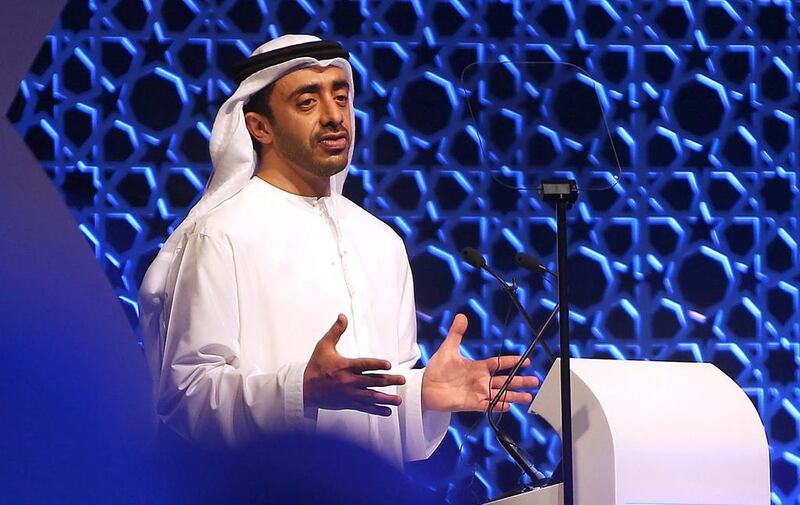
(311, 152, 349, 177)
(311, 160, 348, 178)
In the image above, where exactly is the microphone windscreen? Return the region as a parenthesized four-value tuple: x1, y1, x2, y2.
(516, 252, 545, 271)
(461, 247, 486, 268)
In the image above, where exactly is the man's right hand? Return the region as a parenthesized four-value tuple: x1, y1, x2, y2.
(303, 314, 405, 418)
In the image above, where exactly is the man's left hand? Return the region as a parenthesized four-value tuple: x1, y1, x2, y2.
(421, 313, 540, 413)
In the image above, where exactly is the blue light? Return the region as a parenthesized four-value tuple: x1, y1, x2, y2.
(11, 2, 799, 499)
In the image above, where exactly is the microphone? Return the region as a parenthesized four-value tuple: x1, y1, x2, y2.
(462, 246, 487, 269)
(460, 247, 558, 486)
(516, 252, 557, 278)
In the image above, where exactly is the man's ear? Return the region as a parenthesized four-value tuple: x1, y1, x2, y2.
(244, 112, 273, 147)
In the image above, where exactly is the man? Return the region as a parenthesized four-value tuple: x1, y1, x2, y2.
(139, 34, 537, 467)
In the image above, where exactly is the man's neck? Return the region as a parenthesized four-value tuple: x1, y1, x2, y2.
(255, 162, 330, 198)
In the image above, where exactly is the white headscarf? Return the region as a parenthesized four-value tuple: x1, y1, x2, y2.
(138, 34, 355, 380)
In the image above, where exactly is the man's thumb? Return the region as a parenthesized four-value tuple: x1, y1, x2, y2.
(442, 313, 468, 350)
(321, 314, 348, 346)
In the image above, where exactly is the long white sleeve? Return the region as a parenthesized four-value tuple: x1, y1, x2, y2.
(394, 246, 451, 461)
(157, 230, 307, 448)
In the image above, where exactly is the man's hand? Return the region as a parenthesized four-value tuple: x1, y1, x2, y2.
(303, 314, 406, 417)
(422, 313, 540, 413)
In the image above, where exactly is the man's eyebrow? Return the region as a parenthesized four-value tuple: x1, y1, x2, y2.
(331, 79, 350, 91)
(289, 79, 349, 100)
(289, 83, 321, 100)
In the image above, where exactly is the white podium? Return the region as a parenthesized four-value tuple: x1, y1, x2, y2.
(489, 358, 770, 505)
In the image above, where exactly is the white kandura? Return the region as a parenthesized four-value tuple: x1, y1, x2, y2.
(155, 176, 450, 466)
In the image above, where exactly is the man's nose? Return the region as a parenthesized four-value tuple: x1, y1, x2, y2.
(319, 96, 344, 127)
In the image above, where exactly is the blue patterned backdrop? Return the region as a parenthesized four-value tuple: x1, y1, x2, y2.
(7, 0, 799, 502)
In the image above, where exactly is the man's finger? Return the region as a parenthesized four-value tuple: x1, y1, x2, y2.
(356, 404, 393, 417)
(347, 357, 392, 373)
(320, 314, 348, 347)
(353, 373, 406, 388)
(442, 313, 468, 350)
(352, 389, 403, 406)
(485, 355, 531, 373)
(490, 375, 540, 390)
(489, 390, 533, 405)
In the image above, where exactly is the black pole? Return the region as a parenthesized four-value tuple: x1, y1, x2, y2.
(556, 199, 574, 505)
(539, 179, 577, 505)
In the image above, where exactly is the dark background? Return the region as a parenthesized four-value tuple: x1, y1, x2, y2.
(3, 1, 799, 503)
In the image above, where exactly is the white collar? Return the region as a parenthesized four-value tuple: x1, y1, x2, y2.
(250, 176, 334, 211)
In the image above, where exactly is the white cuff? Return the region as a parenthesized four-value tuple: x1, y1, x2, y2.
(399, 368, 451, 461)
(283, 362, 316, 433)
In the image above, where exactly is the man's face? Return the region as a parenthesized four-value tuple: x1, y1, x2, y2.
(265, 65, 352, 178)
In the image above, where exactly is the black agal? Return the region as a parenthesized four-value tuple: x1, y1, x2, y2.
(233, 40, 349, 84)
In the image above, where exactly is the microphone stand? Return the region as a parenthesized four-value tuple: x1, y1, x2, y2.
(539, 179, 578, 505)
(461, 248, 559, 486)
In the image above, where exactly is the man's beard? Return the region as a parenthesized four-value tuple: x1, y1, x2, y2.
(272, 123, 349, 178)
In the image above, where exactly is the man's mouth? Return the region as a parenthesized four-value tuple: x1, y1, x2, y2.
(318, 133, 349, 151)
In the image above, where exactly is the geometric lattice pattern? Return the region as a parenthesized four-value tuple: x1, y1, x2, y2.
(7, 1, 799, 502)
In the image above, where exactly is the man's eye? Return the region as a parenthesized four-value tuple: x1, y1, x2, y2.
(335, 95, 349, 104)
(299, 98, 315, 108)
